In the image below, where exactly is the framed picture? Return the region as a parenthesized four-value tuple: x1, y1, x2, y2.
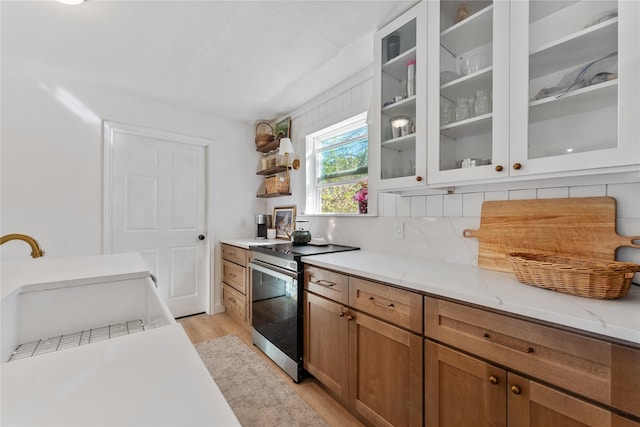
(273, 116, 291, 139)
(273, 205, 296, 240)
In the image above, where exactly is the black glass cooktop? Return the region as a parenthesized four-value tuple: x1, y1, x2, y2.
(251, 243, 359, 261)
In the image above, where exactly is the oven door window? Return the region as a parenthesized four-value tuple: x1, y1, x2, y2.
(250, 264, 299, 361)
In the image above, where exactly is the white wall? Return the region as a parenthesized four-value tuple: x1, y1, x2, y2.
(1, 62, 265, 312)
(270, 68, 640, 278)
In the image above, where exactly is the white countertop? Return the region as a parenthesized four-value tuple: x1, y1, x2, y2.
(221, 237, 289, 249)
(1, 253, 240, 426)
(301, 251, 640, 346)
(1, 252, 150, 299)
(1, 325, 239, 426)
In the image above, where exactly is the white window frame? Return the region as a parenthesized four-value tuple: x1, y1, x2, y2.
(305, 112, 368, 215)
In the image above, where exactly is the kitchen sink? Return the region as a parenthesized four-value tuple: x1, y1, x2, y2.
(1, 276, 174, 363)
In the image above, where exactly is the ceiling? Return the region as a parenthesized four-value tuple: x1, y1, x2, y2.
(1, 0, 416, 123)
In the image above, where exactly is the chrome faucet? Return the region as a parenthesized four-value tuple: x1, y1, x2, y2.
(0, 234, 45, 258)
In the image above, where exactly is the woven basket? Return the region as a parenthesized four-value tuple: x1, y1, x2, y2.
(265, 175, 289, 194)
(255, 122, 275, 148)
(506, 253, 640, 299)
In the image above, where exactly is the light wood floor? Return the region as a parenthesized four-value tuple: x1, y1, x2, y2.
(179, 312, 365, 427)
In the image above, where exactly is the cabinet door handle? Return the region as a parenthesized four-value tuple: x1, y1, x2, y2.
(495, 165, 503, 172)
(511, 385, 522, 395)
(347, 315, 354, 321)
(489, 375, 499, 385)
(369, 296, 395, 310)
(483, 333, 533, 354)
(314, 279, 336, 288)
(512, 162, 522, 170)
(416, 176, 423, 182)
(339, 312, 345, 317)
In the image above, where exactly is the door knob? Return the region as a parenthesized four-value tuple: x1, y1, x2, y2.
(198, 235, 206, 240)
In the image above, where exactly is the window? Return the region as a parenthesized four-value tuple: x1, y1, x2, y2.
(306, 113, 368, 214)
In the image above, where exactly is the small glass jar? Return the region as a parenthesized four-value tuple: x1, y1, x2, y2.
(474, 89, 492, 116)
(261, 153, 269, 170)
(455, 98, 470, 122)
(441, 101, 455, 125)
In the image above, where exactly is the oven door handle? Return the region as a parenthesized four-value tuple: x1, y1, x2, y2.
(249, 260, 298, 282)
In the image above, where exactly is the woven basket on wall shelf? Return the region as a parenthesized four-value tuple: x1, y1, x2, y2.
(255, 122, 275, 149)
(265, 175, 289, 194)
(506, 252, 640, 300)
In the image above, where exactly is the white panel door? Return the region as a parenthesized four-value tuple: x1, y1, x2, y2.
(106, 123, 208, 318)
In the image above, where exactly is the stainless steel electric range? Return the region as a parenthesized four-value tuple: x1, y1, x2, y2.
(249, 243, 359, 382)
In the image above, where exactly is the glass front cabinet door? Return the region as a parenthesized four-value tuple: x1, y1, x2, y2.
(427, 1, 510, 186)
(372, 2, 428, 191)
(509, 0, 639, 177)
(427, 0, 639, 186)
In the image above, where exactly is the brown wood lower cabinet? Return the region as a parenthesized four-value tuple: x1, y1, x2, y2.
(304, 290, 423, 426)
(425, 340, 640, 427)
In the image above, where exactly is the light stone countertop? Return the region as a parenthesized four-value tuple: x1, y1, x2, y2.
(1, 253, 240, 426)
(301, 250, 640, 346)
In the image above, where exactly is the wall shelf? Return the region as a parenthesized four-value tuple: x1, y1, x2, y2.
(256, 192, 292, 198)
(256, 166, 290, 176)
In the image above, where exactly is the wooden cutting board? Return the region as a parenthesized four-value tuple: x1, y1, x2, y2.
(463, 197, 640, 273)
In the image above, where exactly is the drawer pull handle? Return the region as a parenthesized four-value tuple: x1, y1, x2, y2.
(315, 279, 336, 288)
(489, 376, 499, 385)
(511, 385, 522, 395)
(228, 273, 237, 278)
(369, 296, 395, 310)
(483, 333, 533, 354)
(228, 298, 236, 303)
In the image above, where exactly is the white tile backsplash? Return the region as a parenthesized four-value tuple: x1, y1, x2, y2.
(462, 192, 484, 217)
(484, 191, 509, 201)
(397, 196, 411, 217)
(569, 185, 606, 198)
(410, 196, 426, 217)
(443, 194, 463, 217)
(382, 193, 397, 217)
(537, 187, 569, 199)
(509, 189, 537, 200)
(608, 182, 640, 218)
(426, 195, 444, 217)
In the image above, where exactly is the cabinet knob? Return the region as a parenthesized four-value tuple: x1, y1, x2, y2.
(347, 315, 354, 321)
(512, 163, 522, 170)
(489, 376, 499, 385)
(198, 234, 205, 240)
(495, 165, 503, 172)
(339, 312, 345, 317)
(511, 385, 522, 395)
(416, 176, 422, 182)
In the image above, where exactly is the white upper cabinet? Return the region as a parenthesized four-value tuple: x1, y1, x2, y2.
(427, 1, 510, 185)
(426, 0, 640, 187)
(371, 2, 428, 191)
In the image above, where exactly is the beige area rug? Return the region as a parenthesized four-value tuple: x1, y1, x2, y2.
(195, 334, 328, 427)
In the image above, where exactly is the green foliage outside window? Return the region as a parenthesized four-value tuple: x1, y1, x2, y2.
(316, 125, 368, 213)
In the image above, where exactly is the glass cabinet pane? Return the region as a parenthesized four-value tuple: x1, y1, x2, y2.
(380, 18, 417, 180)
(438, 1, 494, 173)
(527, 0, 618, 160)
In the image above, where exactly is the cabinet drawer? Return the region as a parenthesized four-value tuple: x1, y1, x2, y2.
(223, 283, 245, 325)
(304, 266, 349, 305)
(425, 297, 640, 417)
(349, 277, 422, 333)
(222, 243, 247, 266)
(223, 259, 246, 294)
